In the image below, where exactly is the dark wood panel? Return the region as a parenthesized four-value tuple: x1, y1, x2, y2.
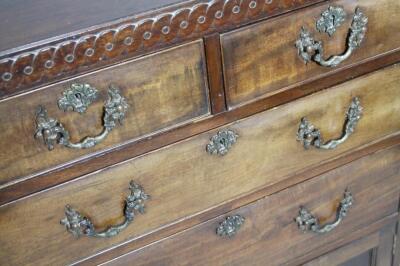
(372, 222, 397, 266)
(0, 40, 210, 187)
(104, 146, 400, 266)
(204, 33, 226, 113)
(394, 215, 400, 266)
(306, 234, 379, 266)
(1, 65, 399, 266)
(1, 49, 399, 206)
(221, 0, 400, 108)
(305, 223, 397, 266)
(0, 0, 184, 52)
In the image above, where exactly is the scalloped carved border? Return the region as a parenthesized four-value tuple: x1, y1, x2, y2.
(0, 0, 317, 98)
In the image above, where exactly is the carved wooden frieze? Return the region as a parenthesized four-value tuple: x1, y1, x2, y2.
(0, 0, 318, 98)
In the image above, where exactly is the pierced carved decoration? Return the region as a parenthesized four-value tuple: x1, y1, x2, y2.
(35, 84, 128, 150)
(316, 6, 346, 36)
(61, 181, 149, 238)
(0, 0, 315, 96)
(216, 215, 245, 237)
(296, 7, 368, 67)
(297, 97, 362, 150)
(58, 83, 99, 113)
(206, 129, 238, 156)
(296, 190, 353, 234)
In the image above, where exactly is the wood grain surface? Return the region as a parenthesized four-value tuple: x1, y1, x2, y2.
(0, 0, 183, 52)
(0, 40, 209, 187)
(0, 0, 322, 98)
(304, 232, 380, 266)
(204, 33, 227, 114)
(2, 48, 399, 206)
(304, 222, 397, 266)
(394, 215, 400, 266)
(221, 0, 400, 108)
(105, 146, 400, 266)
(0, 65, 399, 266)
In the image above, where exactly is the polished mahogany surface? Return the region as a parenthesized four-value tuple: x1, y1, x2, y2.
(0, 0, 184, 52)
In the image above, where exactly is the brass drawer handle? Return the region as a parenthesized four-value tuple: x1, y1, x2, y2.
(35, 83, 128, 150)
(60, 181, 149, 238)
(296, 6, 368, 67)
(216, 215, 245, 238)
(296, 190, 353, 234)
(206, 129, 238, 156)
(297, 97, 362, 150)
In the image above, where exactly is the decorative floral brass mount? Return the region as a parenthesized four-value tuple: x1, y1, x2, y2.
(295, 189, 353, 234)
(296, 7, 368, 67)
(297, 97, 362, 150)
(206, 129, 238, 156)
(216, 215, 245, 237)
(60, 181, 149, 238)
(35, 83, 128, 150)
(57, 83, 99, 113)
(316, 6, 346, 36)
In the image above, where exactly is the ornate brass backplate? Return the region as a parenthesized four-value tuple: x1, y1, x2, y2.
(216, 214, 245, 238)
(35, 83, 128, 150)
(60, 181, 149, 238)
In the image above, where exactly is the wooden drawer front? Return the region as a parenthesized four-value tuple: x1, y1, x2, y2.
(106, 146, 400, 266)
(221, 0, 400, 108)
(0, 40, 209, 187)
(0, 65, 399, 266)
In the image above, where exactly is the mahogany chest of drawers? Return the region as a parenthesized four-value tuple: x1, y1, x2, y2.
(0, 1, 399, 265)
